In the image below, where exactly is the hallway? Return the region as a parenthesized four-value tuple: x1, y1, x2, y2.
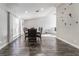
(0, 34, 79, 56)
(1, 3, 79, 56)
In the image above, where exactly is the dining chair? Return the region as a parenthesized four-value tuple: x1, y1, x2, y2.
(28, 28, 37, 42)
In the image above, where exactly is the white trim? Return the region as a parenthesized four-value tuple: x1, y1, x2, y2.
(0, 43, 8, 50)
(57, 36, 79, 49)
(13, 34, 20, 40)
(0, 34, 21, 50)
(9, 34, 21, 44)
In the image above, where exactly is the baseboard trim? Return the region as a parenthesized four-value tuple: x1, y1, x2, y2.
(9, 34, 21, 44)
(57, 36, 79, 49)
(0, 34, 21, 50)
(0, 43, 8, 50)
(13, 34, 21, 40)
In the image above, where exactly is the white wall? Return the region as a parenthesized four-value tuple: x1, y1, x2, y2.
(23, 10, 56, 34)
(0, 6, 8, 49)
(57, 3, 79, 49)
(9, 13, 20, 43)
(0, 4, 20, 49)
(20, 19, 23, 35)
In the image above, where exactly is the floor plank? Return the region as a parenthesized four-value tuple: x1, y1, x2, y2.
(0, 34, 79, 56)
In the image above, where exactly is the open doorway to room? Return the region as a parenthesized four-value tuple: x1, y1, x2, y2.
(22, 6, 56, 38)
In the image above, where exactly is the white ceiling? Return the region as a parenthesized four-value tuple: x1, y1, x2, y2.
(4, 3, 60, 19)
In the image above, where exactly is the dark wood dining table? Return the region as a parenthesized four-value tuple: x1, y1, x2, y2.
(24, 28, 42, 41)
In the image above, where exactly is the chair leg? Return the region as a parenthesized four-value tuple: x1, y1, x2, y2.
(38, 36, 41, 41)
(25, 36, 26, 40)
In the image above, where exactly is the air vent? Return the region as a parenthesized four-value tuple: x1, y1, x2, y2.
(36, 10, 39, 12)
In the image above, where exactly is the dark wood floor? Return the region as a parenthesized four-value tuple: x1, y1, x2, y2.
(0, 34, 79, 56)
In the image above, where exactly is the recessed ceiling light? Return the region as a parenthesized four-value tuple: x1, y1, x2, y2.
(40, 8, 44, 11)
(25, 11, 28, 13)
